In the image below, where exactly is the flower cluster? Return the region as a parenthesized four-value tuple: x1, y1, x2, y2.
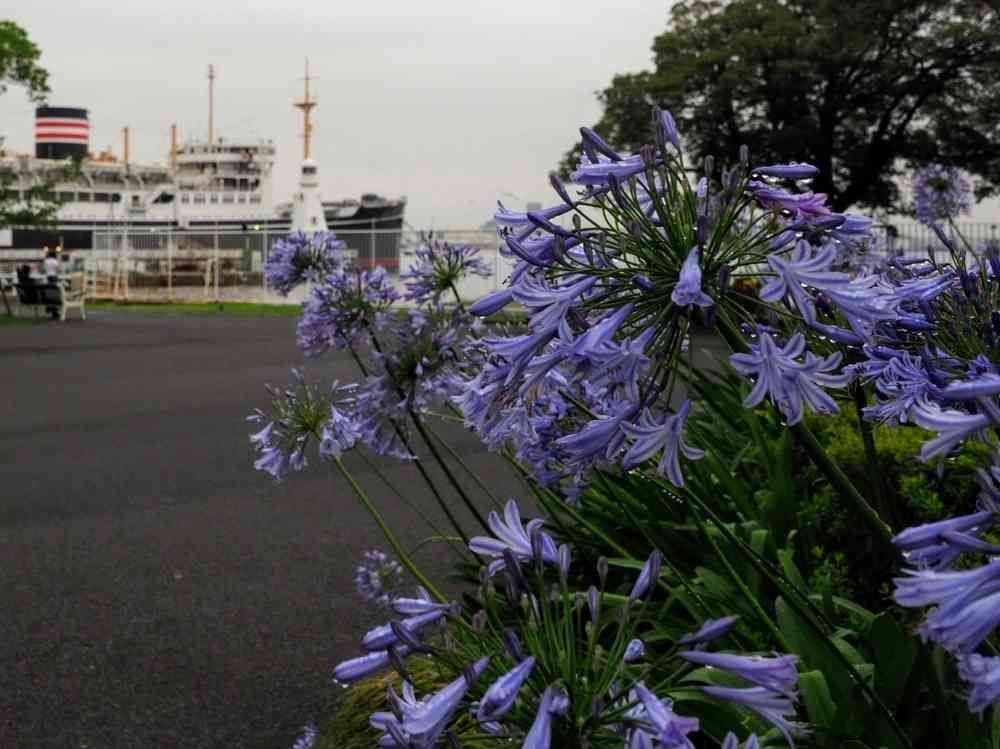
(354, 549, 405, 607)
(297, 265, 399, 356)
(402, 239, 491, 304)
(892, 460, 1000, 714)
(334, 499, 792, 747)
(264, 230, 347, 295)
(912, 165, 972, 226)
(458, 111, 877, 492)
(247, 370, 358, 481)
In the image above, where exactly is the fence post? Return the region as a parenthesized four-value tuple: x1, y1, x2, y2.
(167, 230, 173, 300)
(214, 229, 220, 303)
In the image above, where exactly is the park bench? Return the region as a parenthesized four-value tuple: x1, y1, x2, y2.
(13, 273, 87, 321)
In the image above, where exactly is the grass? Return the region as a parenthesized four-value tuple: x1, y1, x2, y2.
(87, 300, 301, 316)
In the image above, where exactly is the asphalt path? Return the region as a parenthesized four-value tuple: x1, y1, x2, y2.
(0, 311, 521, 748)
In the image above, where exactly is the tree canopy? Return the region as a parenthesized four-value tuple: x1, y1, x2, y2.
(0, 20, 49, 102)
(565, 0, 1000, 214)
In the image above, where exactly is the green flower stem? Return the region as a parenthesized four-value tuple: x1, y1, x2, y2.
(408, 408, 491, 532)
(422, 420, 504, 512)
(332, 456, 446, 603)
(348, 342, 472, 546)
(851, 382, 894, 526)
(715, 308, 895, 548)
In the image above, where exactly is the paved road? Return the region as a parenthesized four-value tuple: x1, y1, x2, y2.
(0, 312, 518, 748)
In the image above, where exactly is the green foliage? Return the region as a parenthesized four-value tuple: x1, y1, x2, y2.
(0, 20, 49, 102)
(564, 0, 1000, 211)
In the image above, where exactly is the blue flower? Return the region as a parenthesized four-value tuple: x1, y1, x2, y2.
(375, 657, 491, 747)
(264, 231, 346, 295)
(621, 400, 705, 487)
(910, 402, 991, 461)
(721, 733, 761, 749)
(469, 287, 515, 316)
(333, 647, 411, 684)
(893, 560, 1000, 654)
(624, 638, 646, 663)
(759, 241, 851, 323)
(703, 686, 801, 747)
(681, 651, 799, 695)
(752, 163, 819, 181)
(632, 682, 700, 747)
(958, 654, 1000, 717)
(361, 608, 447, 652)
(290, 723, 318, 749)
(679, 615, 739, 646)
(629, 550, 663, 600)
(354, 549, 403, 606)
(862, 353, 938, 425)
(730, 332, 853, 425)
(671, 246, 713, 308)
(523, 686, 570, 749)
(476, 656, 536, 723)
(402, 241, 490, 303)
(469, 499, 559, 575)
(389, 586, 451, 617)
(912, 165, 972, 226)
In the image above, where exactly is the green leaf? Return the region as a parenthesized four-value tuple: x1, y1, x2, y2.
(800, 669, 837, 728)
(869, 612, 918, 711)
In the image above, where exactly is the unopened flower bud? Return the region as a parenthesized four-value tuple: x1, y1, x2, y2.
(597, 557, 609, 587)
(739, 144, 750, 166)
(703, 155, 715, 178)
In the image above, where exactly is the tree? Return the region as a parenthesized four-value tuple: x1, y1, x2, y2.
(564, 0, 1000, 214)
(0, 22, 53, 232)
(0, 20, 49, 102)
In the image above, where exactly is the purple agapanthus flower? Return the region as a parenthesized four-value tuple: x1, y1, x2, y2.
(402, 240, 490, 304)
(290, 723, 318, 749)
(621, 401, 704, 486)
(629, 550, 663, 600)
(958, 654, 1000, 717)
(759, 241, 851, 323)
(624, 638, 646, 663)
(912, 165, 972, 226)
(523, 686, 570, 749)
(748, 181, 831, 221)
(910, 402, 991, 461)
(681, 651, 799, 695)
(297, 266, 399, 355)
(893, 559, 1000, 654)
(318, 403, 359, 459)
(671, 247, 713, 308)
(354, 549, 404, 607)
(333, 646, 412, 684)
(476, 656, 536, 723)
(730, 332, 853, 424)
(703, 686, 801, 747)
(752, 163, 819, 181)
(679, 616, 740, 647)
(469, 499, 559, 575)
(375, 657, 491, 747)
(721, 733, 761, 749)
(361, 608, 447, 652)
(863, 352, 938, 425)
(632, 682, 700, 748)
(264, 231, 346, 295)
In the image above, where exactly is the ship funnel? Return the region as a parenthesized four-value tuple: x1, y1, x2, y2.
(35, 106, 89, 160)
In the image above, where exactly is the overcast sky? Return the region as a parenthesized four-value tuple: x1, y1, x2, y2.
(1, 1, 673, 228)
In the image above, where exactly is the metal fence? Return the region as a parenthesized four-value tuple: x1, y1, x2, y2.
(3, 220, 997, 305)
(77, 227, 510, 304)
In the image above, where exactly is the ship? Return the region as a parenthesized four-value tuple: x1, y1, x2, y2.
(0, 62, 406, 260)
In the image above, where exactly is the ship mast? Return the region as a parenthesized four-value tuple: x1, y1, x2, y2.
(293, 58, 317, 161)
(208, 64, 215, 146)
